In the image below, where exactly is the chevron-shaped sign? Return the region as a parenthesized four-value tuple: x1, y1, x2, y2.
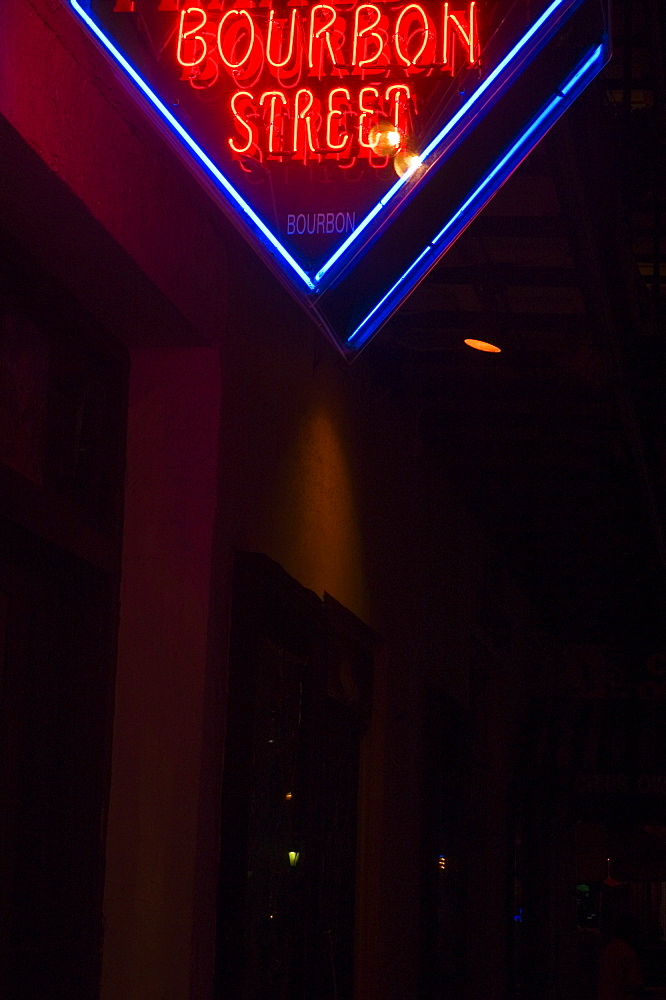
(68, 0, 610, 355)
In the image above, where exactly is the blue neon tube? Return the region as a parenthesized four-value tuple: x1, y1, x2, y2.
(70, 0, 581, 298)
(314, 0, 573, 286)
(347, 43, 604, 346)
(69, 0, 316, 292)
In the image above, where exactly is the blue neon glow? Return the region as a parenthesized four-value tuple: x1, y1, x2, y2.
(70, 0, 604, 351)
(69, 0, 315, 291)
(431, 44, 603, 246)
(314, 0, 573, 286)
(313, 155, 422, 285)
(347, 247, 432, 343)
(419, 0, 569, 161)
(347, 44, 604, 346)
(70, 0, 579, 299)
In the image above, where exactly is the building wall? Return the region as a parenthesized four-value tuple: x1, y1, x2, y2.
(0, 3, 556, 999)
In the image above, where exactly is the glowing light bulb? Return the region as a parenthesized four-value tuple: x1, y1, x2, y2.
(394, 150, 422, 177)
(368, 120, 403, 156)
(288, 851, 300, 866)
(464, 338, 501, 353)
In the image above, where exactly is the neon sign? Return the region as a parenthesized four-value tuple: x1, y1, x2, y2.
(173, 2, 479, 164)
(67, 0, 610, 355)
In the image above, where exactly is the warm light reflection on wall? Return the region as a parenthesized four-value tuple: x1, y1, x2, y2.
(272, 402, 367, 621)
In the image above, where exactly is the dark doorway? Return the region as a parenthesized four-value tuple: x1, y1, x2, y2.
(215, 554, 374, 1000)
(0, 522, 119, 999)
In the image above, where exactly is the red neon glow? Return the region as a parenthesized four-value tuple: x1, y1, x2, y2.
(293, 88, 319, 154)
(358, 86, 379, 147)
(167, 2, 482, 165)
(177, 8, 208, 68)
(267, 9, 298, 68)
(395, 4, 430, 66)
(443, 2, 478, 68)
(228, 90, 257, 154)
(352, 6, 384, 68)
(217, 9, 256, 69)
(260, 90, 288, 153)
(113, 0, 135, 10)
(308, 5, 340, 72)
(326, 87, 351, 150)
(386, 84, 412, 132)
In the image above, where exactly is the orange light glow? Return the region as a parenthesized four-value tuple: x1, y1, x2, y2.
(393, 148, 422, 176)
(176, 8, 208, 68)
(464, 339, 501, 352)
(285, 792, 293, 800)
(368, 120, 402, 156)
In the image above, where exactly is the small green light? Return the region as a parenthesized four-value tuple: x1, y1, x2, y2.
(288, 851, 300, 867)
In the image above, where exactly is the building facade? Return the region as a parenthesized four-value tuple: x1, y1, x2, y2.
(0, 1, 664, 999)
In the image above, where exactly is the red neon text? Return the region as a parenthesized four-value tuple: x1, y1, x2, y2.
(176, 2, 479, 79)
(228, 83, 414, 161)
(170, 2, 480, 164)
